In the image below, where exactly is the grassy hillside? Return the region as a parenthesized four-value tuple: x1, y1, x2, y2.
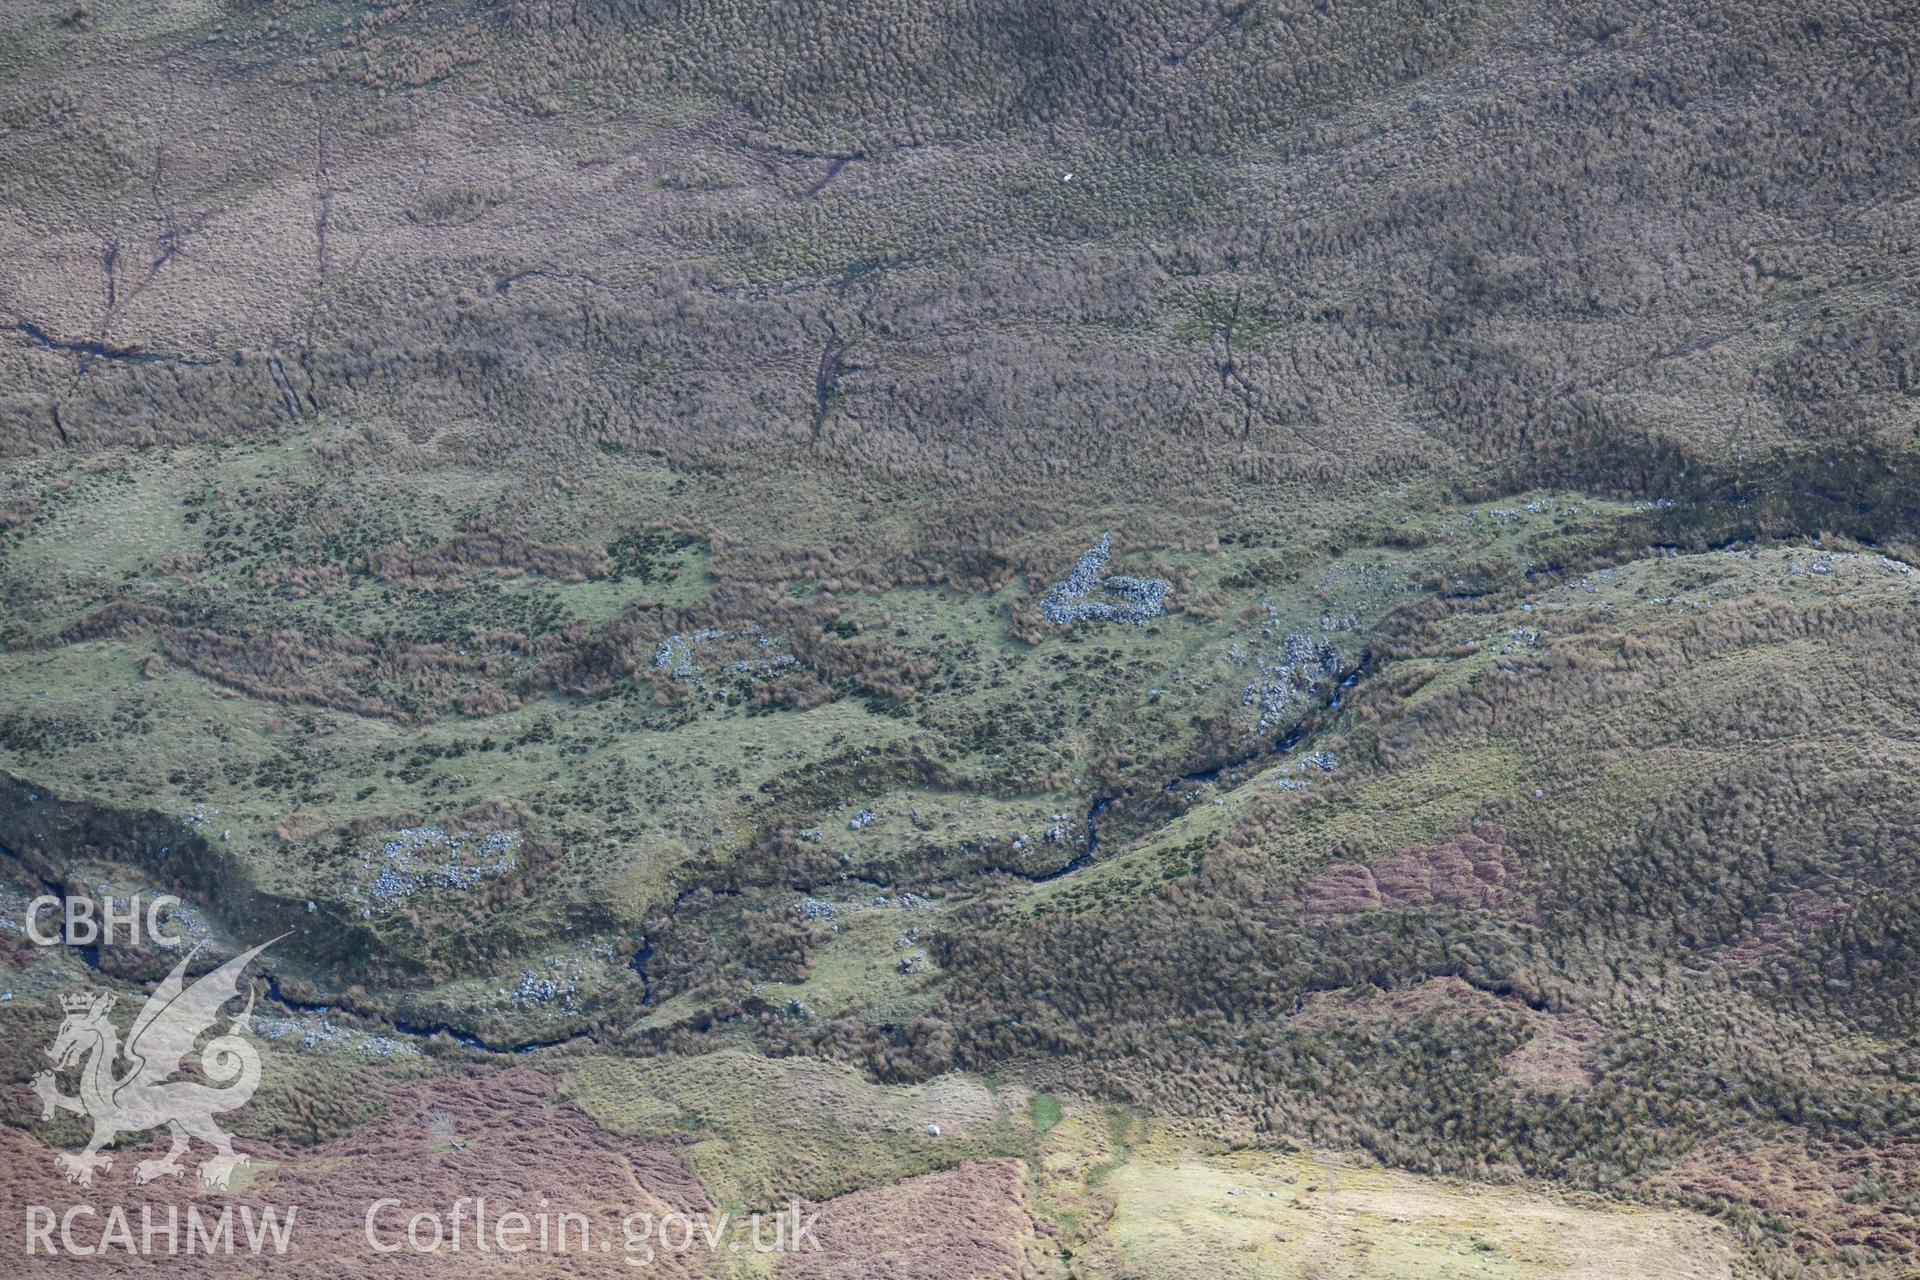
(2, 0, 1918, 1275)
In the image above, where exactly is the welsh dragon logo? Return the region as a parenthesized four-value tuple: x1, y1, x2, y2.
(31, 938, 282, 1189)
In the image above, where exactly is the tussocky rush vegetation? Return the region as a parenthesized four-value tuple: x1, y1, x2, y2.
(2, 0, 1919, 1275)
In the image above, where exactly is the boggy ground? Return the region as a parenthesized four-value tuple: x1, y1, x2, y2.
(2, 1052, 1741, 1279)
(5, 0, 1920, 1275)
(8, 483, 1920, 1276)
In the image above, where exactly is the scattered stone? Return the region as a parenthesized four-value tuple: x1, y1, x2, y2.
(1243, 633, 1339, 731)
(656, 624, 796, 682)
(653, 627, 727, 680)
(505, 942, 617, 1013)
(1500, 626, 1545, 653)
(256, 1013, 419, 1058)
(1042, 534, 1170, 626)
(349, 825, 520, 917)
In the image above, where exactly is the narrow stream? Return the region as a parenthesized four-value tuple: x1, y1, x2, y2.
(7, 657, 1369, 1054)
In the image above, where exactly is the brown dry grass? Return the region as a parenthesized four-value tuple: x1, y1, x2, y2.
(3, 1066, 709, 1277)
(777, 1158, 1031, 1280)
